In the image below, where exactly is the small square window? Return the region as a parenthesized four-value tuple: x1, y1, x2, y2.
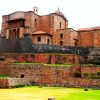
(20, 74, 24, 78)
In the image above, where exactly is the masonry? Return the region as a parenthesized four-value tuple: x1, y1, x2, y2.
(0, 63, 100, 88)
(0, 7, 100, 88)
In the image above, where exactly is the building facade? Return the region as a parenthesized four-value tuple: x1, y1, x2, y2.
(1, 7, 78, 46)
(77, 27, 100, 48)
(1, 7, 100, 48)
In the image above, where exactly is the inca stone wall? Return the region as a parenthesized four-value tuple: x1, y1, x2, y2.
(0, 63, 100, 88)
(0, 37, 89, 55)
(0, 53, 79, 64)
(0, 78, 29, 88)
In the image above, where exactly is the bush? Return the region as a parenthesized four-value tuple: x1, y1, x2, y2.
(92, 57, 100, 65)
(97, 72, 100, 76)
(82, 73, 89, 78)
(84, 88, 88, 91)
(15, 84, 25, 88)
(0, 75, 11, 78)
(0, 57, 5, 61)
(90, 73, 96, 78)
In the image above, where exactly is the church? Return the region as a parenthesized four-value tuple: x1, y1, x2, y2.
(1, 7, 100, 48)
(1, 7, 78, 47)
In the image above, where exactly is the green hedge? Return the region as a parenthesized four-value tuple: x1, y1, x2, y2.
(82, 72, 100, 79)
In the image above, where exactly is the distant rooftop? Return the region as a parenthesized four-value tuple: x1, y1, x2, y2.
(77, 26, 100, 31)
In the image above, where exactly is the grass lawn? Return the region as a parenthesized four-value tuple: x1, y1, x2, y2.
(0, 86, 100, 100)
(13, 62, 73, 67)
(0, 75, 11, 78)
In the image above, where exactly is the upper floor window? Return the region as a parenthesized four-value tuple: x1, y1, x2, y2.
(60, 41, 63, 46)
(60, 33, 63, 39)
(74, 39, 78, 47)
(35, 19, 37, 26)
(47, 39, 50, 45)
(37, 36, 41, 42)
(59, 22, 62, 28)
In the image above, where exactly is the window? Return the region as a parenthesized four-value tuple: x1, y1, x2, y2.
(20, 74, 24, 78)
(24, 34, 29, 38)
(12, 29, 16, 38)
(60, 41, 63, 46)
(16, 28, 19, 38)
(74, 73, 81, 77)
(9, 30, 12, 39)
(60, 33, 63, 39)
(47, 39, 50, 44)
(74, 39, 78, 47)
(35, 19, 37, 26)
(37, 36, 41, 42)
(59, 22, 61, 28)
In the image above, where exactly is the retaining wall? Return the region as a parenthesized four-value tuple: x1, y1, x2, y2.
(0, 78, 29, 88)
(0, 63, 100, 88)
(0, 78, 100, 88)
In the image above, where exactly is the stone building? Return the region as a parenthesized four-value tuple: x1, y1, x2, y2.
(1, 7, 78, 46)
(77, 26, 100, 47)
(2, 7, 100, 48)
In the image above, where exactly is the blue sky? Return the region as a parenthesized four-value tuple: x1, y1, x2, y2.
(0, 0, 100, 30)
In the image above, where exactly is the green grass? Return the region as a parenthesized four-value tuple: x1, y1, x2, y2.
(13, 62, 73, 67)
(0, 86, 100, 100)
(13, 62, 42, 65)
(44, 63, 73, 67)
(0, 75, 11, 78)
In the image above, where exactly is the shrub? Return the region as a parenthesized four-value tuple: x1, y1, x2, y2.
(84, 88, 88, 91)
(92, 57, 100, 65)
(97, 72, 100, 76)
(0, 75, 11, 78)
(83, 73, 89, 78)
(0, 57, 5, 61)
(15, 84, 25, 88)
(90, 73, 96, 78)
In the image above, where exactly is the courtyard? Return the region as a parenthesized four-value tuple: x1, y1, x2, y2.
(0, 86, 100, 100)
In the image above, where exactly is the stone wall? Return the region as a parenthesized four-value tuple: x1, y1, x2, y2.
(0, 53, 79, 64)
(0, 77, 100, 88)
(0, 63, 100, 88)
(54, 28, 78, 46)
(54, 14, 67, 32)
(81, 66, 100, 74)
(81, 66, 100, 78)
(0, 38, 89, 54)
(0, 78, 9, 88)
(32, 34, 52, 45)
(8, 78, 29, 87)
(0, 78, 29, 88)
(78, 29, 100, 48)
(78, 30, 94, 47)
(0, 63, 78, 78)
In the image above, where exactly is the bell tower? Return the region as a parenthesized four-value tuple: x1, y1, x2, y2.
(33, 6, 38, 14)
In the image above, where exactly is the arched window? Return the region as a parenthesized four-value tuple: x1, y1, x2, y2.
(9, 30, 12, 39)
(12, 29, 16, 38)
(59, 22, 61, 28)
(35, 19, 37, 26)
(74, 39, 78, 47)
(60, 33, 63, 39)
(60, 41, 63, 46)
(47, 39, 50, 44)
(37, 36, 41, 42)
(16, 28, 19, 38)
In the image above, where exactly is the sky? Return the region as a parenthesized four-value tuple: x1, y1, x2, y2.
(0, 0, 100, 30)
